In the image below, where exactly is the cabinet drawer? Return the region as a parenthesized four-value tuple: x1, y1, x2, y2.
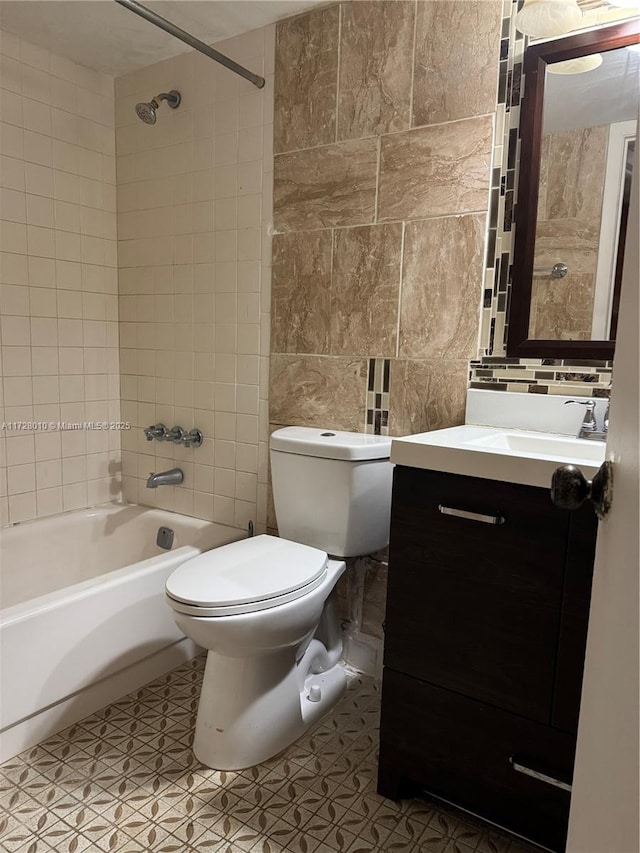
(378, 668, 575, 852)
(385, 466, 570, 722)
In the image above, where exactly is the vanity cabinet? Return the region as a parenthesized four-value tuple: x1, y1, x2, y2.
(378, 465, 597, 852)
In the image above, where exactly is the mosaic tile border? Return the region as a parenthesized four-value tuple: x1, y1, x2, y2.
(365, 359, 391, 436)
(469, 357, 612, 397)
(470, 0, 613, 395)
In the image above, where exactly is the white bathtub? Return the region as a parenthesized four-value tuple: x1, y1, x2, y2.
(0, 503, 244, 762)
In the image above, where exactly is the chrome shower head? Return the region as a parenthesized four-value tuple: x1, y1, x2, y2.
(135, 99, 158, 124)
(134, 90, 181, 124)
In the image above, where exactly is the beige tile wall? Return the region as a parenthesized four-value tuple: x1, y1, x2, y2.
(0, 30, 119, 526)
(116, 27, 274, 532)
(270, 0, 501, 443)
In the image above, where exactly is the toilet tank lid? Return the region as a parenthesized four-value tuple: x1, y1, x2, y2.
(270, 427, 391, 461)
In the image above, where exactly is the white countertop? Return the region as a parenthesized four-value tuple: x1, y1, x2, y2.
(390, 390, 608, 488)
(391, 424, 606, 488)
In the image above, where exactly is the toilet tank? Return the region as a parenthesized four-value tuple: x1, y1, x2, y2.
(270, 427, 393, 558)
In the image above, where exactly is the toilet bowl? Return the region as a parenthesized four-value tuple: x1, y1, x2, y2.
(167, 536, 346, 769)
(166, 427, 393, 769)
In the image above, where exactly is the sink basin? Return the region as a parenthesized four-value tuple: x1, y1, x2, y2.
(464, 431, 606, 463)
(390, 425, 606, 488)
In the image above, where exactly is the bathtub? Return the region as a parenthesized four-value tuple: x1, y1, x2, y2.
(0, 503, 244, 762)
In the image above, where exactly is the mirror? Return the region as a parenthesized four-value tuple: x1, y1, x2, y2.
(507, 19, 640, 359)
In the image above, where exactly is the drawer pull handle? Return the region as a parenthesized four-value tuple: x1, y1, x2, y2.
(438, 505, 505, 525)
(510, 757, 572, 792)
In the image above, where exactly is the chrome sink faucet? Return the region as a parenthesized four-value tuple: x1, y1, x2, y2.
(146, 468, 184, 488)
(565, 399, 607, 441)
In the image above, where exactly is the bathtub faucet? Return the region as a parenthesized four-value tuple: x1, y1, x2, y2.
(146, 468, 184, 488)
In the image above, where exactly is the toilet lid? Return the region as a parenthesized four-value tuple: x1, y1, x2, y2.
(165, 534, 328, 611)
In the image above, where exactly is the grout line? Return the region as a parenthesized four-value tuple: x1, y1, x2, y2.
(335, 2, 342, 145)
(395, 221, 406, 360)
(329, 227, 335, 356)
(270, 209, 493, 239)
(271, 112, 498, 160)
(408, 0, 418, 129)
(373, 136, 381, 224)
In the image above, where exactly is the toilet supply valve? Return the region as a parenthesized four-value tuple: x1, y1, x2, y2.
(308, 685, 322, 703)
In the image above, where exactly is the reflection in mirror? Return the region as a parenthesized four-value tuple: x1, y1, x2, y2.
(507, 19, 640, 360)
(529, 45, 638, 342)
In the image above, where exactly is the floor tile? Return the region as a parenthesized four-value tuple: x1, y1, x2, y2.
(2, 656, 542, 853)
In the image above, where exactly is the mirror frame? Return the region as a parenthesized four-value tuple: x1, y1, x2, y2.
(507, 18, 640, 359)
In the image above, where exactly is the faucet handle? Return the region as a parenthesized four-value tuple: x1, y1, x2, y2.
(180, 428, 203, 448)
(565, 399, 597, 432)
(167, 426, 185, 443)
(144, 423, 167, 441)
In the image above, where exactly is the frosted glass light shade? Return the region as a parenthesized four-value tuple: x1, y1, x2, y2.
(515, 0, 582, 37)
(547, 54, 604, 74)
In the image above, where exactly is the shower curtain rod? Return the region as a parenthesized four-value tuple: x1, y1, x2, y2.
(114, 0, 265, 89)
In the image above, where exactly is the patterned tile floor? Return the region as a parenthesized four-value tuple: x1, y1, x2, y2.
(0, 656, 542, 853)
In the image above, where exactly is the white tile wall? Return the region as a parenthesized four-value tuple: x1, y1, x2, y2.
(116, 26, 274, 532)
(0, 30, 120, 525)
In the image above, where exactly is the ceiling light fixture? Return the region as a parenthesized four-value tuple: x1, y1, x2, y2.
(514, 0, 583, 37)
(547, 53, 604, 73)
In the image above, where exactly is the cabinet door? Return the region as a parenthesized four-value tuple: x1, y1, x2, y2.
(552, 504, 597, 732)
(385, 466, 570, 723)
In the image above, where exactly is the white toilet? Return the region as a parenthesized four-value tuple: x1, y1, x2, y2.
(165, 426, 393, 770)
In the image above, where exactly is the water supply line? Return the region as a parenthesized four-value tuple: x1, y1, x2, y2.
(113, 0, 265, 89)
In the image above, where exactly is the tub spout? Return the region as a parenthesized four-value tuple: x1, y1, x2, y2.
(146, 468, 183, 488)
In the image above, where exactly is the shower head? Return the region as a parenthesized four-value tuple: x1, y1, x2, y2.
(135, 90, 181, 124)
(136, 99, 158, 124)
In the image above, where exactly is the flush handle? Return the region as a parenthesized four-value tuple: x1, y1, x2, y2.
(550, 462, 613, 520)
(438, 505, 505, 525)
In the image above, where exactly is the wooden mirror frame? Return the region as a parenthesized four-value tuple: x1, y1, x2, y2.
(507, 18, 640, 359)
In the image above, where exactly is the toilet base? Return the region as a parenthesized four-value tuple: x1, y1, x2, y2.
(193, 644, 346, 770)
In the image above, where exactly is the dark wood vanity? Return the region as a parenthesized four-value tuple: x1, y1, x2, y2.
(378, 465, 598, 851)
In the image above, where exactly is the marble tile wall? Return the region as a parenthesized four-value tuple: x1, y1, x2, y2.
(0, 30, 119, 525)
(338, 1, 415, 139)
(413, 0, 503, 127)
(270, 0, 501, 448)
(269, 0, 502, 658)
(529, 125, 607, 340)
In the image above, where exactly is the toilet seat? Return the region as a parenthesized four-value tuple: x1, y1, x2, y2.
(166, 534, 329, 617)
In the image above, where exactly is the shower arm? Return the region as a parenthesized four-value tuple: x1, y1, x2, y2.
(113, 0, 265, 90)
(154, 92, 179, 107)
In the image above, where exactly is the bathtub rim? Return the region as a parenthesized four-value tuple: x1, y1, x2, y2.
(0, 501, 246, 623)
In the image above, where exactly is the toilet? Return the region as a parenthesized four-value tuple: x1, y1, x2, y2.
(165, 426, 393, 770)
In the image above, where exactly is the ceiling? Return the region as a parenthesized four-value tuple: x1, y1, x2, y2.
(1, 0, 636, 81)
(0, 0, 326, 77)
